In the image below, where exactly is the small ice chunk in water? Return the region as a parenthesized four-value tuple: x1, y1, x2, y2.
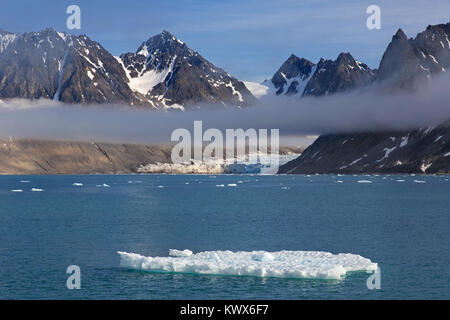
(31, 188, 44, 192)
(357, 180, 372, 183)
(216, 184, 225, 187)
(11, 189, 23, 192)
(228, 184, 237, 187)
(73, 183, 83, 186)
(414, 180, 426, 183)
(96, 184, 110, 188)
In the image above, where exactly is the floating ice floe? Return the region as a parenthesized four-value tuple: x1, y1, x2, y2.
(11, 189, 23, 192)
(72, 183, 83, 186)
(414, 180, 426, 183)
(157, 185, 165, 188)
(117, 250, 377, 280)
(227, 184, 237, 187)
(336, 180, 344, 183)
(357, 180, 372, 184)
(396, 180, 405, 182)
(216, 184, 225, 187)
(31, 188, 44, 192)
(20, 180, 30, 183)
(96, 184, 110, 188)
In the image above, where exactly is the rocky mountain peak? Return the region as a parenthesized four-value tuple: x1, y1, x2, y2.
(376, 24, 450, 87)
(336, 52, 356, 65)
(271, 54, 315, 95)
(279, 22, 450, 175)
(302, 52, 374, 96)
(118, 31, 256, 109)
(394, 28, 408, 41)
(136, 30, 190, 59)
(267, 51, 374, 98)
(0, 28, 144, 105)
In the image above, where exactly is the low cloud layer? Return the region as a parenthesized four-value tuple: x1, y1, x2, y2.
(0, 73, 449, 146)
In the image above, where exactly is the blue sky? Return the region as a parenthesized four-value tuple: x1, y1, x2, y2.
(1, 0, 449, 81)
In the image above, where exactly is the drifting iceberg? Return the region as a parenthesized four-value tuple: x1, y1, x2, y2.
(117, 249, 377, 280)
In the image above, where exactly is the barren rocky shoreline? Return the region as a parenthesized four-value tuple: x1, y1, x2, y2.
(0, 138, 302, 175)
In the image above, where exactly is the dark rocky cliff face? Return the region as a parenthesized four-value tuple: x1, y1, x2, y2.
(279, 125, 450, 174)
(278, 23, 450, 174)
(302, 53, 374, 96)
(267, 52, 374, 97)
(377, 24, 450, 89)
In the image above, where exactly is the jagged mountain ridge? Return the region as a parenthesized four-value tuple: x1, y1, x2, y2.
(0, 28, 146, 105)
(117, 31, 256, 109)
(377, 24, 450, 88)
(278, 22, 450, 174)
(264, 52, 374, 97)
(0, 28, 255, 109)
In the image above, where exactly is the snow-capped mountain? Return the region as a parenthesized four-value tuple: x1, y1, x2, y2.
(0, 28, 255, 109)
(0, 28, 146, 105)
(279, 23, 450, 174)
(258, 52, 373, 98)
(117, 30, 256, 109)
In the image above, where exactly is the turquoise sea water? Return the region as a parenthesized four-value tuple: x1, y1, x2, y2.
(0, 174, 449, 299)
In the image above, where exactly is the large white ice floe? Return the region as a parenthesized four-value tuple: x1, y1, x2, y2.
(117, 250, 377, 280)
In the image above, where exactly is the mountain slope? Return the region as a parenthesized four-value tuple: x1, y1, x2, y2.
(0, 138, 172, 174)
(279, 125, 450, 174)
(0, 28, 148, 105)
(117, 30, 256, 109)
(0, 28, 255, 109)
(279, 23, 450, 174)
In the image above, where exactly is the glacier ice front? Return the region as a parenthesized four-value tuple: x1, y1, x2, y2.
(117, 250, 377, 280)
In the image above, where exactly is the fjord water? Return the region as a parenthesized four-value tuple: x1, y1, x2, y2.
(0, 174, 448, 299)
